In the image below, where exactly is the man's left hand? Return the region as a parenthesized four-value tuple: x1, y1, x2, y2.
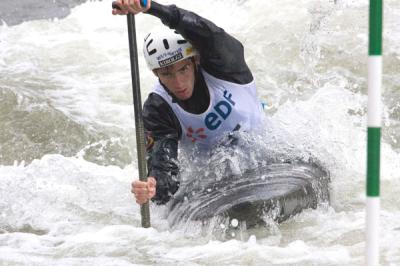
(112, 0, 151, 16)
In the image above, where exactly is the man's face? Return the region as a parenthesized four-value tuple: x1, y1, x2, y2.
(155, 58, 196, 101)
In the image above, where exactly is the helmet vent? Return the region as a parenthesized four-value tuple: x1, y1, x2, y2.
(177, 40, 188, 44)
(146, 39, 157, 56)
(163, 39, 170, 50)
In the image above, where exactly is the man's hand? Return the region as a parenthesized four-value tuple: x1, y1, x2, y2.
(112, 0, 151, 16)
(131, 177, 156, 205)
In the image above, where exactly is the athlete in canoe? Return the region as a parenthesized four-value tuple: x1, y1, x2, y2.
(112, 0, 265, 205)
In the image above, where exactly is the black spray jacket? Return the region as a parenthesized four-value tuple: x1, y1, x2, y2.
(143, 2, 254, 204)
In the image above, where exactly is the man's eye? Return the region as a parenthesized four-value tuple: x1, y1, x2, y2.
(181, 64, 190, 72)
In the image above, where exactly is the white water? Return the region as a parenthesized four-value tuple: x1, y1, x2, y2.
(1, 0, 400, 265)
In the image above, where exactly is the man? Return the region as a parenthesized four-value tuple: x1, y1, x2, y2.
(112, 0, 264, 205)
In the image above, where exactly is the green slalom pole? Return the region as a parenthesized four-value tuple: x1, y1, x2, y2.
(367, 0, 382, 265)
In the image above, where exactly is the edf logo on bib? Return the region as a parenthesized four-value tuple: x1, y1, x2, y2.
(205, 90, 235, 130)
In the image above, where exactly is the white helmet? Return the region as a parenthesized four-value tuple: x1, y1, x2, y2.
(143, 29, 198, 70)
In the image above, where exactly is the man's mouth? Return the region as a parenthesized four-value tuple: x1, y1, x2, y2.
(177, 88, 187, 95)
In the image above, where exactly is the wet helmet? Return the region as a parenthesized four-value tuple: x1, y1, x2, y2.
(143, 29, 198, 70)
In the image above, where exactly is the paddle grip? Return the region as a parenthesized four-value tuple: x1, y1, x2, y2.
(112, 0, 147, 10)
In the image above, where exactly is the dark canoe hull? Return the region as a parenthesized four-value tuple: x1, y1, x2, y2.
(167, 161, 330, 228)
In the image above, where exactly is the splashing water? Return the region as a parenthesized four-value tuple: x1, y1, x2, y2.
(0, 0, 399, 265)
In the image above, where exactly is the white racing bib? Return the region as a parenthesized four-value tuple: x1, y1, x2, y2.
(153, 69, 264, 148)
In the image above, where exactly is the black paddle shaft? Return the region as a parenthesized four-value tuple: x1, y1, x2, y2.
(126, 12, 150, 228)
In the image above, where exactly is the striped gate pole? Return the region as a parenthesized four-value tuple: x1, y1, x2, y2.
(367, 0, 382, 265)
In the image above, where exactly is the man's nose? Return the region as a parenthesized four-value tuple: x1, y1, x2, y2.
(172, 72, 185, 86)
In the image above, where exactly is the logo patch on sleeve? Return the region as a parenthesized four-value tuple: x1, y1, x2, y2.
(146, 132, 155, 150)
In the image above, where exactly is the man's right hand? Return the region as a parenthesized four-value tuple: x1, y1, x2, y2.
(131, 177, 156, 205)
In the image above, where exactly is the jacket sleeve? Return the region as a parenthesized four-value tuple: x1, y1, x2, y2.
(146, 2, 253, 84)
(142, 93, 181, 204)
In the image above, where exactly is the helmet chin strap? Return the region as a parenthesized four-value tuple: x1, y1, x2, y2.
(191, 57, 199, 84)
